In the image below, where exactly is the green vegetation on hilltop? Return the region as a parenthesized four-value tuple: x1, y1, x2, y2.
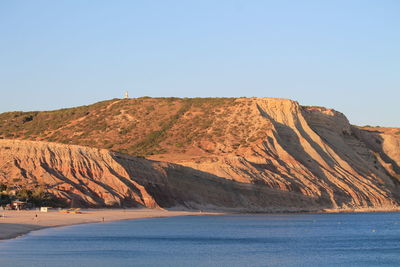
(130, 99, 193, 155)
(128, 98, 238, 156)
(0, 97, 269, 157)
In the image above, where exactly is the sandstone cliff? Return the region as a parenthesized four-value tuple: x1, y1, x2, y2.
(150, 98, 400, 210)
(0, 139, 319, 211)
(0, 97, 399, 211)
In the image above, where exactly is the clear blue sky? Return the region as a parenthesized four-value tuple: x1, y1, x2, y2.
(0, 0, 399, 126)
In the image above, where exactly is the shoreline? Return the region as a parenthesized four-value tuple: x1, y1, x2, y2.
(1, 207, 399, 242)
(0, 208, 220, 242)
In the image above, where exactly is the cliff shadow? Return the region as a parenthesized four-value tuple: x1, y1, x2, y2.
(111, 153, 322, 211)
(256, 104, 353, 207)
(353, 127, 400, 183)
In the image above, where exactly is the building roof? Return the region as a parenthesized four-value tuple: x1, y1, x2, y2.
(12, 200, 27, 204)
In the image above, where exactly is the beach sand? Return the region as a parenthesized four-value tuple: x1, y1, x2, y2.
(0, 209, 215, 241)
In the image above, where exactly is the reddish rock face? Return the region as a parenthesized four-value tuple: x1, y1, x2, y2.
(150, 98, 400, 210)
(0, 97, 399, 211)
(0, 139, 322, 211)
(0, 140, 159, 208)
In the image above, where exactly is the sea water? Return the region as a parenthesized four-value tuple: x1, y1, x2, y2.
(1, 212, 400, 267)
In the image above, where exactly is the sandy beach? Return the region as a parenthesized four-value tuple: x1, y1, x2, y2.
(0, 209, 216, 241)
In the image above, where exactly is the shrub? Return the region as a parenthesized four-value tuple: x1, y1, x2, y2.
(0, 183, 7, 191)
(22, 115, 34, 123)
(146, 105, 155, 112)
(16, 188, 32, 200)
(0, 193, 11, 205)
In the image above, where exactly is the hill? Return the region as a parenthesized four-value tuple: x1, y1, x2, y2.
(0, 97, 399, 210)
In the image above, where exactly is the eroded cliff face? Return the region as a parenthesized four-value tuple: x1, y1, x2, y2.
(0, 97, 399, 211)
(150, 98, 400, 210)
(0, 140, 159, 208)
(0, 139, 320, 211)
